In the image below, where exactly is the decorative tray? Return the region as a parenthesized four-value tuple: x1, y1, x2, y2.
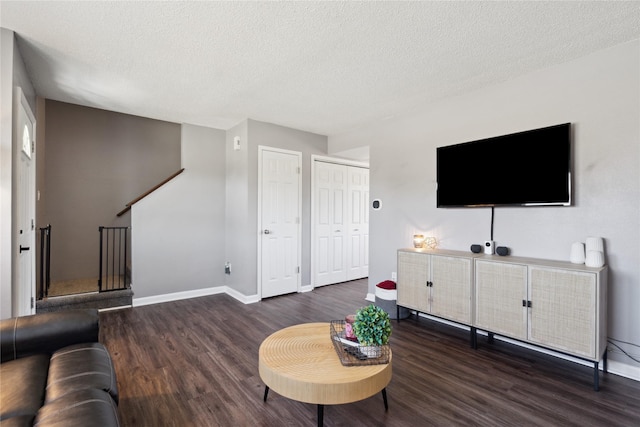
(330, 320, 390, 366)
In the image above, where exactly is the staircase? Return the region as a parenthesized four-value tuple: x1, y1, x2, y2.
(35, 171, 182, 313)
(37, 225, 133, 313)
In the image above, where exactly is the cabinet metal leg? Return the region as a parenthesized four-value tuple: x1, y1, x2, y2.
(381, 388, 388, 411)
(317, 404, 324, 426)
(470, 327, 477, 349)
(488, 332, 494, 344)
(593, 350, 608, 392)
(263, 385, 269, 402)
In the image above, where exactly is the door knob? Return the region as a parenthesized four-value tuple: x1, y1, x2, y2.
(264, 230, 271, 234)
(19, 245, 30, 253)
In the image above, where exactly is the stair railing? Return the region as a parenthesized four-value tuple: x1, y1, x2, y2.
(117, 168, 184, 217)
(98, 226, 130, 292)
(38, 224, 51, 299)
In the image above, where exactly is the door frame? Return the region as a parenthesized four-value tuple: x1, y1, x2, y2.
(14, 87, 37, 316)
(257, 146, 302, 299)
(310, 155, 369, 289)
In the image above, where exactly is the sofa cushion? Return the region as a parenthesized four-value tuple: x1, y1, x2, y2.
(0, 415, 35, 427)
(34, 388, 120, 427)
(0, 354, 49, 421)
(45, 343, 118, 404)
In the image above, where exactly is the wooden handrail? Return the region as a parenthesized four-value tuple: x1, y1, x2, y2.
(117, 168, 185, 217)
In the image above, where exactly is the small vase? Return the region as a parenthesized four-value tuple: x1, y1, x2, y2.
(570, 242, 585, 264)
(586, 237, 604, 253)
(585, 250, 605, 268)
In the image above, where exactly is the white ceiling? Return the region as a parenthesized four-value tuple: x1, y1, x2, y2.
(2, 1, 639, 137)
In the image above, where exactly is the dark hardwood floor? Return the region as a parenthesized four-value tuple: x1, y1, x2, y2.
(100, 279, 640, 426)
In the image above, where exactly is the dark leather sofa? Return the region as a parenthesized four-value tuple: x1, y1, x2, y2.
(0, 309, 120, 426)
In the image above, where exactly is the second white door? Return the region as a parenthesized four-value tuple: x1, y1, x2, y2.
(346, 166, 369, 280)
(314, 161, 369, 287)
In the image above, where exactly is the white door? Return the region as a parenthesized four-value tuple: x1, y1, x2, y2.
(259, 148, 301, 298)
(314, 162, 347, 286)
(347, 167, 369, 280)
(16, 90, 36, 315)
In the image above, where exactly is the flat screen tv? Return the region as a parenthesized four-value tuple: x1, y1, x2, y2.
(436, 123, 571, 207)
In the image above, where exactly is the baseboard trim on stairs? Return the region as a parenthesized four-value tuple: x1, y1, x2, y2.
(37, 288, 133, 313)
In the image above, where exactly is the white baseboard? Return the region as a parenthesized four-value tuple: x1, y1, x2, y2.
(98, 305, 132, 312)
(225, 287, 260, 304)
(133, 286, 227, 307)
(607, 359, 640, 382)
(366, 292, 375, 302)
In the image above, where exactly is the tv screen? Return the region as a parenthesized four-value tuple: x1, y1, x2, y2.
(437, 123, 571, 207)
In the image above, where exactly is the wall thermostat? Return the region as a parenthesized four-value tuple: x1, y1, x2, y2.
(372, 199, 382, 210)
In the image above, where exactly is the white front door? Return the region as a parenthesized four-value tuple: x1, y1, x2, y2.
(16, 89, 36, 316)
(259, 147, 301, 298)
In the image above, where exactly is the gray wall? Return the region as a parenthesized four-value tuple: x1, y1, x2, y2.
(224, 120, 251, 295)
(224, 119, 327, 296)
(329, 40, 639, 370)
(43, 101, 181, 281)
(0, 29, 36, 318)
(132, 124, 226, 299)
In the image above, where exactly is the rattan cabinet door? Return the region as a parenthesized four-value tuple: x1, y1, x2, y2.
(528, 267, 597, 358)
(397, 251, 430, 313)
(475, 260, 528, 340)
(430, 255, 472, 324)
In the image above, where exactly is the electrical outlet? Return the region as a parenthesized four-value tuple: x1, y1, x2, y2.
(391, 272, 397, 281)
(225, 262, 231, 275)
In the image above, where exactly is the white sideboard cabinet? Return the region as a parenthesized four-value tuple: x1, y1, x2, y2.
(396, 249, 473, 326)
(397, 249, 608, 390)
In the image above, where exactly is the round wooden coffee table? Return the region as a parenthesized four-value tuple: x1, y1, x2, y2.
(259, 322, 392, 426)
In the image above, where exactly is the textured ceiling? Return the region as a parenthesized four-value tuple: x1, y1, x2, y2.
(2, 1, 639, 136)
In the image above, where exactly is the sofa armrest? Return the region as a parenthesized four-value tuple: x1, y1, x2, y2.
(0, 309, 99, 362)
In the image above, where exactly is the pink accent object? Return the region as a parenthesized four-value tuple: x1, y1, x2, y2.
(345, 323, 356, 339)
(345, 314, 356, 324)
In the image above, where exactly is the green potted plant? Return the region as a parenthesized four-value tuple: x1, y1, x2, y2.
(353, 304, 392, 358)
